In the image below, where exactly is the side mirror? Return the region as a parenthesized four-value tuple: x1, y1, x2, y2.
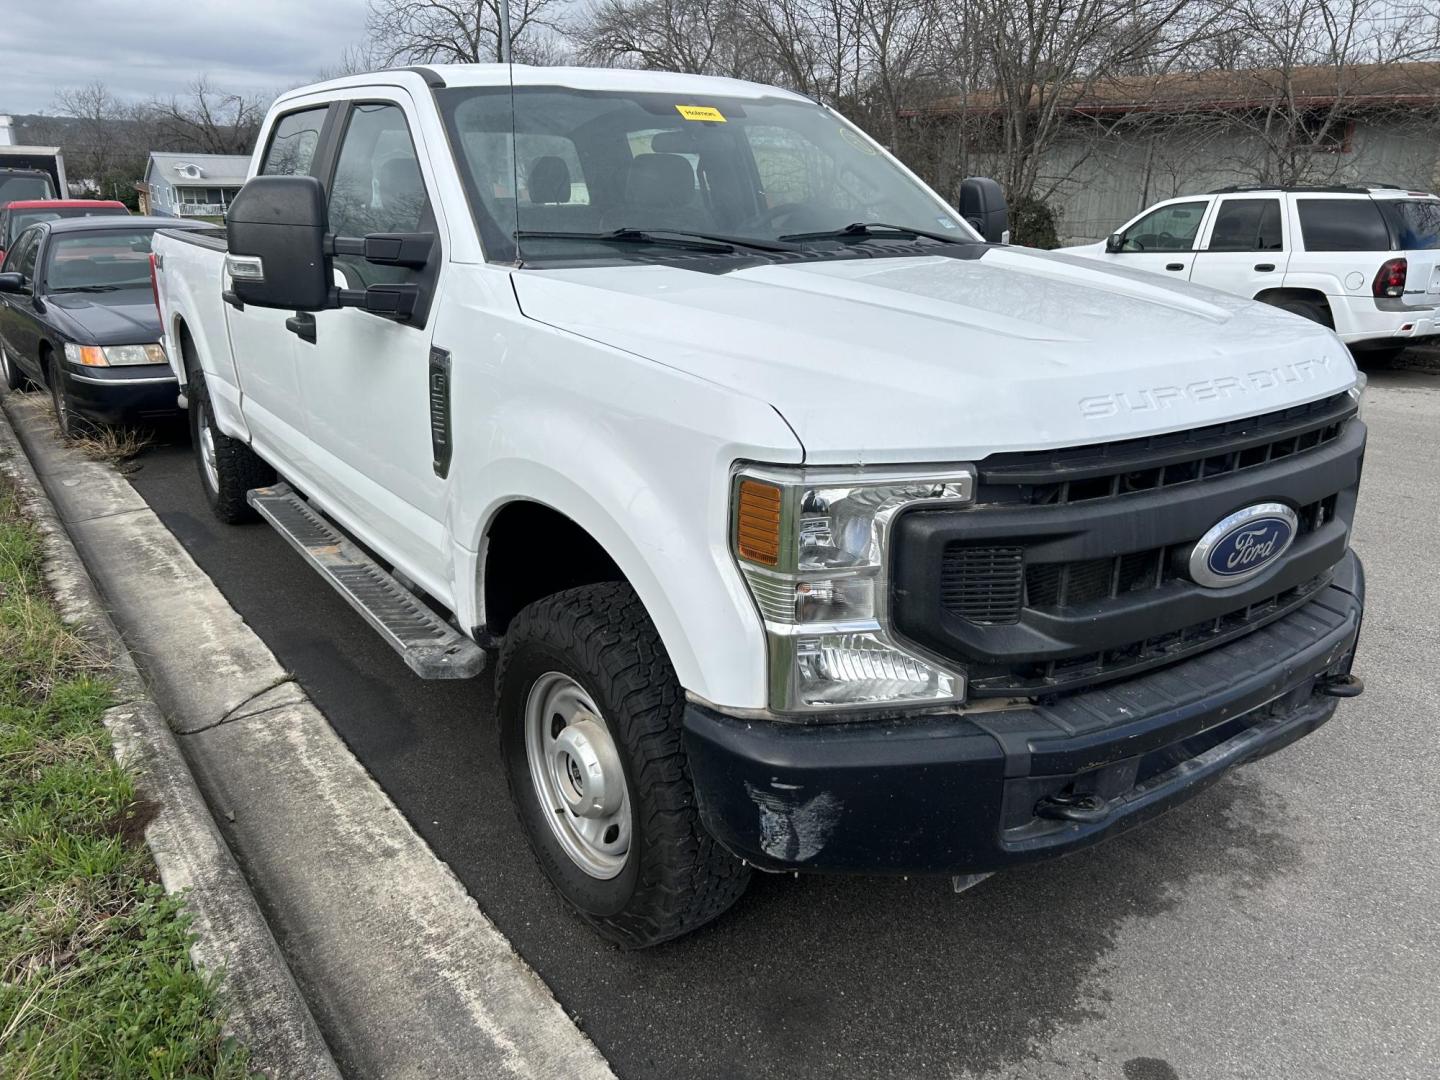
(958, 176, 1009, 244)
(0, 272, 24, 294)
(1105, 232, 1124, 254)
(226, 175, 332, 311)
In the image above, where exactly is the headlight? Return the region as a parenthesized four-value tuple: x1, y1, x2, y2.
(1347, 371, 1367, 419)
(64, 343, 166, 367)
(732, 464, 974, 715)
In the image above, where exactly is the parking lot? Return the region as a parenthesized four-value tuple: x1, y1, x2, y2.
(94, 364, 1437, 1080)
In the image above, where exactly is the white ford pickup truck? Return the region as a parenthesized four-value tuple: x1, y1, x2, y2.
(154, 64, 1368, 947)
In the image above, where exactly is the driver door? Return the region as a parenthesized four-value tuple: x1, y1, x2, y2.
(1102, 198, 1215, 280)
(294, 94, 452, 603)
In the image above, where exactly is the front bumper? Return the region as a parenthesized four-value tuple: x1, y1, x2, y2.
(61, 362, 180, 424)
(684, 551, 1364, 874)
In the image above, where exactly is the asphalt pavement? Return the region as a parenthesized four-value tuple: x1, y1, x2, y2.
(119, 366, 1439, 1080)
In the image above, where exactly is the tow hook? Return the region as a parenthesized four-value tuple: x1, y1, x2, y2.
(1317, 673, 1365, 698)
(1035, 790, 1110, 825)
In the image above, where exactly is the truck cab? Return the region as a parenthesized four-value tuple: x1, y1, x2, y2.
(153, 66, 1367, 947)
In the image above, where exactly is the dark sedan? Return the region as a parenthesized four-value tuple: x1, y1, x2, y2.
(0, 216, 209, 435)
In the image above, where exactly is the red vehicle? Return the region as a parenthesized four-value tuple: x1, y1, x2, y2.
(0, 199, 128, 262)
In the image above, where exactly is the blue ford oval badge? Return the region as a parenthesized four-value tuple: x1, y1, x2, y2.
(1189, 503, 1297, 588)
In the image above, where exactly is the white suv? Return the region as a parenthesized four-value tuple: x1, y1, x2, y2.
(1069, 186, 1440, 360)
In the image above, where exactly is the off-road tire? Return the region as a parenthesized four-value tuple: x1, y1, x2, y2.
(188, 366, 274, 524)
(1267, 294, 1334, 329)
(497, 582, 750, 948)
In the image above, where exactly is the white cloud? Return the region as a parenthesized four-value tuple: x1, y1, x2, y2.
(0, 0, 370, 114)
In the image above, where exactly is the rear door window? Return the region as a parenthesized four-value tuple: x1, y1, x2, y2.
(1207, 198, 1283, 251)
(1296, 199, 1392, 251)
(1378, 200, 1440, 250)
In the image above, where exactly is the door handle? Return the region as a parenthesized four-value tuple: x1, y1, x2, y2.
(286, 312, 317, 344)
(1165, 263, 1185, 272)
(1254, 263, 1276, 272)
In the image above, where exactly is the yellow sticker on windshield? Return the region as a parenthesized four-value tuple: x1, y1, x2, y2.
(676, 105, 726, 122)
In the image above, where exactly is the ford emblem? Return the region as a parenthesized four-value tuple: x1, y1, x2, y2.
(1188, 502, 1298, 588)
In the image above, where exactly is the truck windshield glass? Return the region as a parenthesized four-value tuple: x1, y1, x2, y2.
(46, 230, 157, 292)
(437, 86, 974, 262)
(0, 174, 54, 204)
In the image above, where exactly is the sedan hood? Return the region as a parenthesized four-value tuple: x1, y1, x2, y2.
(46, 287, 161, 346)
(511, 246, 1357, 463)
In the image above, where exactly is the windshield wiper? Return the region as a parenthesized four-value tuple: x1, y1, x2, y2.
(779, 221, 969, 246)
(515, 228, 802, 255)
(52, 284, 127, 293)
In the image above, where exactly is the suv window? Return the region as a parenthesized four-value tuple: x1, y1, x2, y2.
(327, 103, 433, 287)
(1208, 198, 1283, 251)
(1296, 199, 1391, 251)
(1121, 201, 1207, 252)
(262, 107, 328, 177)
(1378, 200, 1440, 250)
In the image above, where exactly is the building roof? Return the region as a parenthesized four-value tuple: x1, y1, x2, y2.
(146, 151, 250, 187)
(911, 60, 1440, 118)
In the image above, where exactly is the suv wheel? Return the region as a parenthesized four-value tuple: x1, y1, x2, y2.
(1267, 294, 1334, 328)
(187, 367, 274, 523)
(497, 582, 749, 947)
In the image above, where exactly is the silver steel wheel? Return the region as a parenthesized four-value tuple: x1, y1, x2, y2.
(196, 397, 220, 493)
(524, 671, 632, 879)
(0, 347, 12, 385)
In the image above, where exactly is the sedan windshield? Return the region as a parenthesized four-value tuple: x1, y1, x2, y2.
(438, 86, 973, 263)
(46, 229, 157, 292)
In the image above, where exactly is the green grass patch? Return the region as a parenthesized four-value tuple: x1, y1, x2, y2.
(0, 480, 252, 1078)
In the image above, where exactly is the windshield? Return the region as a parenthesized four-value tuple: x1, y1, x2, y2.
(46, 229, 157, 292)
(0, 174, 55, 205)
(437, 86, 972, 263)
(8, 207, 126, 246)
(1379, 199, 1440, 250)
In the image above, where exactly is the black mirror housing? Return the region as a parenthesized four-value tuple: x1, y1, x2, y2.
(1105, 232, 1124, 254)
(0, 272, 24, 294)
(226, 176, 332, 311)
(958, 176, 1009, 244)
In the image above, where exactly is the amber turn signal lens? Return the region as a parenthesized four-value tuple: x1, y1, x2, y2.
(736, 479, 782, 565)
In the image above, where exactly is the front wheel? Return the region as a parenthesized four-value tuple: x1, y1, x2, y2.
(47, 360, 76, 438)
(497, 582, 749, 947)
(187, 368, 274, 523)
(1, 345, 31, 392)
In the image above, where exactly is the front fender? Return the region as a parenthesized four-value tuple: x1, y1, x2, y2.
(444, 296, 803, 710)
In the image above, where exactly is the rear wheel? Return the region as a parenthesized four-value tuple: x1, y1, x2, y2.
(187, 367, 274, 524)
(1, 345, 30, 392)
(1266, 294, 1334, 329)
(497, 582, 749, 948)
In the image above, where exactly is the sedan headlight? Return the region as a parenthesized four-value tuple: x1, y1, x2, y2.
(731, 463, 974, 715)
(64, 343, 166, 367)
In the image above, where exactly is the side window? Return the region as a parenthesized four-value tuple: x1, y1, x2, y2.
(5, 228, 40, 281)
(1208, 198, 1284, 252)
(328, 103, 433, 288)
(261, 107, 328, 177)
(1120, 201, 1208, 252)
(1297, 199, 1392, 251)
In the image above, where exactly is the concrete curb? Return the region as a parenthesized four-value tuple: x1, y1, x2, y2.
(0, 399, 341, 1080)
(3, 393, 616, 1080)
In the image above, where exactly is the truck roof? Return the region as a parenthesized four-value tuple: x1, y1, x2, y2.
(4, 199, 127, 211)
(277, 64, 814, 107)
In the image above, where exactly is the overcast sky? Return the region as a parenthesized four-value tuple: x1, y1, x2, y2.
(0, 0, 371, 114)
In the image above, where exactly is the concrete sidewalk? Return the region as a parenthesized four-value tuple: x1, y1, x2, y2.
(3, 392, 614, 1080)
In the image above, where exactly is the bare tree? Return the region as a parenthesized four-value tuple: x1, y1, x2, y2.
(146, 77, 265, 156)
(366, 0, 566, 64)
(51, 81, 146, 196)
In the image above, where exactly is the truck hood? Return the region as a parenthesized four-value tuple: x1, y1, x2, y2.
(510, 246, 1358, 463)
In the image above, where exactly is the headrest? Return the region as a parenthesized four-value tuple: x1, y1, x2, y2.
(625, 154, 695, 210)
(527, 156, 572, 205)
